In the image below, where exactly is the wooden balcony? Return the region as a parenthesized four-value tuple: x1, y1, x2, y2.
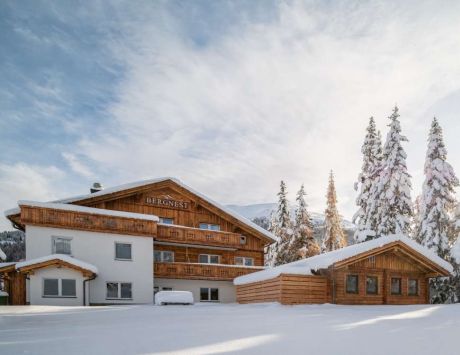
(156, 224, 243, 248)
(154, 262, 265, 281)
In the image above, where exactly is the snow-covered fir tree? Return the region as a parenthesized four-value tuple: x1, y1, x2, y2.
(322, 171, 347, 252)
(374, 106, 413, 236)
(413, 118, 459, 303)
(266, 181, 294, 266)
(353, 117, 383, 242)
(288, 184, 320, 261)
(415, 118, 459, 258)
(265, 210, 279, 266)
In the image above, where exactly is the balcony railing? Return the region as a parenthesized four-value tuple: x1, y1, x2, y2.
(154, 262, 265, 281)
(156, 224, 243, 248)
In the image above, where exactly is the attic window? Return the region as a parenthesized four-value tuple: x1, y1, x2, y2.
(240, 236, 247, 245)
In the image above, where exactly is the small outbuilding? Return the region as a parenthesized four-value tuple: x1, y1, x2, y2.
(234, 235, 453, 305)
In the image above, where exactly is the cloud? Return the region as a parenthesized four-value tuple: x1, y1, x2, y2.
(62, 152, 94, 179)
(0, 163, 67, 230)
(70, 1, 460, 218)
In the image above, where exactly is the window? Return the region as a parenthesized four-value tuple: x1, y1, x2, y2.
(391, 278, 402, 295)
(240, 236, 247, 245)
(120, 283, 132, 299)
(159, 217, 174, 225)
(52, 237, 72, 255)
(346, 275, 359, 294)
(200, 287, 219, 302)
(106, 282, 132, 299)
(408, 279, 419, 296)
(199, 223, 220, 231)
(162, 287, 172, 291)
(61, 279, 76, 297)
(115, 243, 132, 260)
(235, 257, 254, 266)
(199, 254, 220, 264)
(43, 279, 59, 297)
(366, 276, 378, 295)
(154, 251, 174, 262)
(43, 279, 76, 297)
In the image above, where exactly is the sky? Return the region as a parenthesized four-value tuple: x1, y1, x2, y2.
(1, 0, 460, 230)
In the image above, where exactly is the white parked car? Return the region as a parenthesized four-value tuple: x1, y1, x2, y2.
(155, 291, 194, 305)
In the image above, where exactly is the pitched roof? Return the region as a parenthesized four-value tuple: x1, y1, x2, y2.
(234, 234, 453, 285)
(6, 177, 275, 243)
(15, 254, 98, 275)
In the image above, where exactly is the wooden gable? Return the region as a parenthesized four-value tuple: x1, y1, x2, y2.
(332, 241, 450, 277)
(70, 179, 273, 246)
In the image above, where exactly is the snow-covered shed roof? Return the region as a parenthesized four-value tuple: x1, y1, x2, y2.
(5, 177, 275, 242)
(15, 254, 98, 275)
(234, 234, 453, 285)
(17, 200, 159, 222)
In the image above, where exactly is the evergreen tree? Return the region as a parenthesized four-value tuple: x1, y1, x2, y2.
(288, 184, 320, 261)
(322, 171, 347, 252)
(353, 117, 383, 242)
(414, 118, 459, 303)
(415, 118, 459, 258)
(266, 181, 294, 266)
(374, 106, 413, 236)
(265, 211, 279, 266)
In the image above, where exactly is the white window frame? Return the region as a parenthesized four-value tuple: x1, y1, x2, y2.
(42, 278, 77, 298)
(235, 256, 254, 266)
(115, 242, 132, 261)
(51, 236, 72, 255)
(200, 287, 219, 302)
(106, 282, 133, 300)
(199, 223, 220, 231)
(154, 250, 175, 262)
(198, 254, 220, 264)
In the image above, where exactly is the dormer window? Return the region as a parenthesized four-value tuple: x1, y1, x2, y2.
(52, 237, 72, 255)
(199, 223, 220, 231)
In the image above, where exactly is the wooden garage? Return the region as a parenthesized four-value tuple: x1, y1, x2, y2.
(234, 235, 453, 305)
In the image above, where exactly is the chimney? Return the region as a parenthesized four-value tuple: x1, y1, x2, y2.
(90, 182, 103, 194)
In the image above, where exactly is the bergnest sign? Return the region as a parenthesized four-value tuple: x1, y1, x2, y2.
(145, 196, 190, 210)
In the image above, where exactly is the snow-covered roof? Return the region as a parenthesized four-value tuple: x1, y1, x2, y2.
(234, 234, 453, 285)
(15, 254, 98, 274)
(0, 247, 6, 261)
(6, 177, 275, 242)
(17, 200, 159, 222)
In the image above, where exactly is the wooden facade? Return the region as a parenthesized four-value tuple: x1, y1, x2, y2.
(237, 241, 451, 305)
(237, 274, 328, 305)
(0, 265, 26, 305)
(154, 262, 264, 281)
(20, 205, 157, 237)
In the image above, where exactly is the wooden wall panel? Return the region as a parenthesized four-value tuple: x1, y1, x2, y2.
(20, 206, 156, 237)
(154, 244, 264, 266)
(236, 274, 328, 305)
(3, 272, 26, 305)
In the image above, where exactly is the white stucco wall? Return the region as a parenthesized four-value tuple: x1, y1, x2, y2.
(29, 267, 85, 306)
(25, 225, 153, 305)
(155, 278, 236, 303)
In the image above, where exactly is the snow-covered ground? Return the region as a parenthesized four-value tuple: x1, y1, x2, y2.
(0, 303, 459, 355)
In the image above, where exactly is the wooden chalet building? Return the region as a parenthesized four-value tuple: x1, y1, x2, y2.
(234, 235, 453, 305)
(0, 178, 275, 305)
